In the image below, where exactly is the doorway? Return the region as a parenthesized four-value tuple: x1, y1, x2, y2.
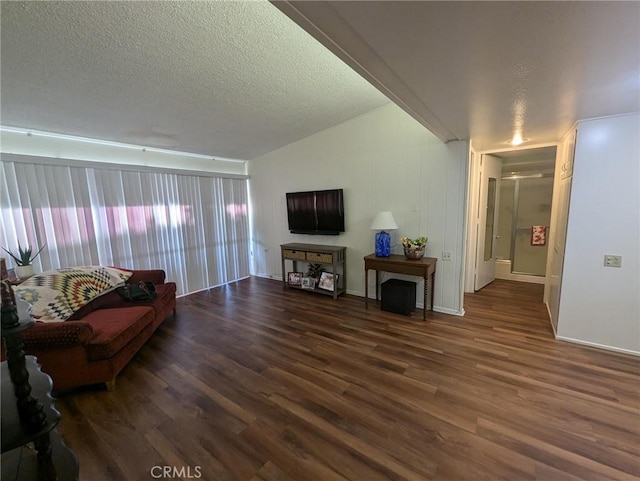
(465, 145, 557, 292)
(495, 148, 556, 283)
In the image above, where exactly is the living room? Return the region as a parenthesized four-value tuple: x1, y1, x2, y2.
(1, 1, 639, 480)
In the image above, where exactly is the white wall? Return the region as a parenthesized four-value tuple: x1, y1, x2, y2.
(249, 104, 468, 315)
(557, 113, 640, 354)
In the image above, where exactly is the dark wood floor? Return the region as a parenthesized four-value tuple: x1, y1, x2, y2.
(56, 277, 639, 481)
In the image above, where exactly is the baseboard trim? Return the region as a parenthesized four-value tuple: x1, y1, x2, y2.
(254, 282, 464, 317)
(177, 275, 252, 298)
(346, 289, 464, 317)
(434, 306, 465, 317)
(495, 260, 546, 284)
(545, 302, 557, 336)
(555, 335, 639, 357)
(254, 273, 282, 281)
(495, 273, 546, 284)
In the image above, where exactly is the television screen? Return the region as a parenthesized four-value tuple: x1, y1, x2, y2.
(286, 189, 344, 235)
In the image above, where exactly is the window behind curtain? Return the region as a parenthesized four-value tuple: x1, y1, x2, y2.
(0, 160, 250, 295)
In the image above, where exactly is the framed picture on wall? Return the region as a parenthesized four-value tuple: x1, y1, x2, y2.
(287, 272, 303, 286)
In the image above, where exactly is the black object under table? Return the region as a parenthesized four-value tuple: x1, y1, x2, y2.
(381, 279, 417, 316)
(364, 254, 437, 320)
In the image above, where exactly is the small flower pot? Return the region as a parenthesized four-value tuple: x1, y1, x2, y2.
(404, 246, 425, 260)
(15, 265, 35, 279)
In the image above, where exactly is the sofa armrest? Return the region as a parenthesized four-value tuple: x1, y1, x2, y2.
(21, 321, 95, 349)
(127, 270, 166, 285)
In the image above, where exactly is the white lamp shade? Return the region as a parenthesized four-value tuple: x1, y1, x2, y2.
(370, 211, 398, 230)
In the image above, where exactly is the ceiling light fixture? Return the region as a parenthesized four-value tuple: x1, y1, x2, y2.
(511, 133, 524, 146)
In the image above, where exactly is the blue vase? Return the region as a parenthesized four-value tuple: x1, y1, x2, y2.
(375, 231, 391, 257)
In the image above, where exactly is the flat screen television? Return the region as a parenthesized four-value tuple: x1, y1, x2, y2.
(286, 189, 345, 235)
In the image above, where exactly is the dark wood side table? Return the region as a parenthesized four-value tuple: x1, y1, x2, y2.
(1, 278, 24, 304)
(364, 254, 437, 320)
(1, 284, 79, 481)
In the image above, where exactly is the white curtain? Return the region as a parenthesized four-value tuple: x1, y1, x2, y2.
(0, 159, 250, 295)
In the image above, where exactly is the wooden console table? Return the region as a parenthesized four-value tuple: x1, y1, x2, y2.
(364, 254, 437, 320)
(281, 243, 346, 300)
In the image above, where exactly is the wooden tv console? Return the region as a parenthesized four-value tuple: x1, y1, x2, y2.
(280, 243, 346, 299)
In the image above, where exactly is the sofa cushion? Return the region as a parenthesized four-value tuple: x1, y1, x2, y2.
(67, 282, 176, 321)
(145, 283, 177, 317)
(21, 321, 95, 350)
(15, 266, 132, 322)
(85, 306, 155, 361)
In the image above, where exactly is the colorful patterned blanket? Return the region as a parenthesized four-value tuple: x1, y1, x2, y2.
(14, 266, 132, 323)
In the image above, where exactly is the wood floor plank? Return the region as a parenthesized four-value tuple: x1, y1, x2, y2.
(249, 461, 297, 481)
(477, 417, 638, 481)
(165, 363, 258, 425)
(269, 393, 434, 481)
(240, 419, 351, 481)
(476, 363, 639, 415)
(51, 277, 639, 480)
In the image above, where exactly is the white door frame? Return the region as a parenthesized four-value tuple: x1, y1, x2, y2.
(475, 154, 502, 290)
(464, 142, 560, 293)
(464, 147, 480, 293)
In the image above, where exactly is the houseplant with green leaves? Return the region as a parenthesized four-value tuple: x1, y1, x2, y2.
(400, 236, 428, 260)
(2, 243, 45, 279)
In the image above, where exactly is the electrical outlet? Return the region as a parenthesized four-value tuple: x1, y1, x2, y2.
(442, 251, 452, 261)
(604, 255, 622, 267)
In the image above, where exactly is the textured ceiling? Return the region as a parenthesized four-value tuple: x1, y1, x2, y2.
(0, 1, 388, 160)
(3, 2, 638, 161)
(276, 1, 640, 151)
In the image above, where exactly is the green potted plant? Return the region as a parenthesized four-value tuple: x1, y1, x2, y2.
(2, 243, 45, 279)
(306, 263, 325, 281)
(401, 236, 428, 260)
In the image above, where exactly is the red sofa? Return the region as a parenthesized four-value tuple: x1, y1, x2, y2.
(14, 269, 176, 392)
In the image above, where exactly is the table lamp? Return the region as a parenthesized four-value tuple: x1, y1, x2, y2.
(370, 211, 398, 257)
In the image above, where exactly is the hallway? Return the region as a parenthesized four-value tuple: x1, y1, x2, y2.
(464, 279, 553, 337)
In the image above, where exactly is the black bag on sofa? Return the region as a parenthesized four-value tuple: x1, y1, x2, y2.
(116, 281, 157, 301)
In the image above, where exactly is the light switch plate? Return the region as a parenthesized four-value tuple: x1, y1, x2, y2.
(604, 255, 622, 267)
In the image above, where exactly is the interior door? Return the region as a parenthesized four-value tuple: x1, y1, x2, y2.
(475, 154, 502, 290)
